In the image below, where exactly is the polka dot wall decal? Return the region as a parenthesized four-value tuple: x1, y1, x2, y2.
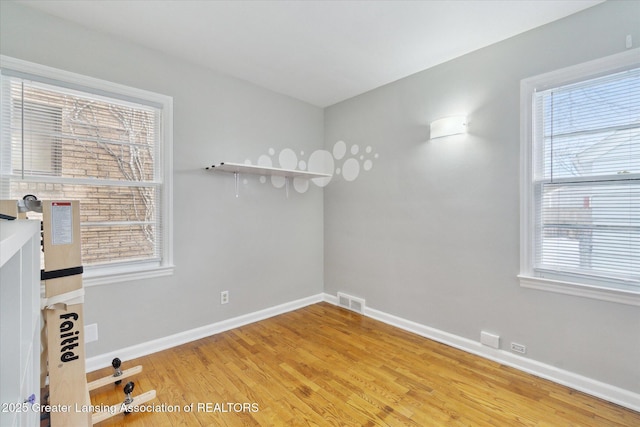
(271, 175, 286, 188)
(258, 154, 272, 167)
(257, 155, 272, 184)
(294, 177, 309, 193)
(279, 148, 297, 170)
(308, 149, 334, 187)
(244, 139, 378, 194)
(342, 158, 360, 181)
(333, 140, 346, 160)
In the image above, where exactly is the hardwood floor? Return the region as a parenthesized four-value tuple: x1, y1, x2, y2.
(86, 302, 639, 426)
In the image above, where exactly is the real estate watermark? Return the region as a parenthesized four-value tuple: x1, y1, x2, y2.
(3, 401, 260, 415)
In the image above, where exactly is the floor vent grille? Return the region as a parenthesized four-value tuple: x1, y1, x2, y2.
(337, 292, 365, 314)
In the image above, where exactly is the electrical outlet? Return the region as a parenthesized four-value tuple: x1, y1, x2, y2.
(480, 331, 500, 349)
(511, 342, 526, 354)
(85, 323, 98, 343)
(220, 290, 229, 304)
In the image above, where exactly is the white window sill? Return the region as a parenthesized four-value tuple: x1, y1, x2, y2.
(83, 264, 175, 287)
(518, 275, 640, 306)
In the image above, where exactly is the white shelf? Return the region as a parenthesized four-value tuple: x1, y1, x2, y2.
(0, 221, 38, 267)
(206, 162, 332, 179)
(1, 220, 41, 427)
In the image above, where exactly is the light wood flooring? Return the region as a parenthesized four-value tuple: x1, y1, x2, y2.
(86, 302, 640, 426)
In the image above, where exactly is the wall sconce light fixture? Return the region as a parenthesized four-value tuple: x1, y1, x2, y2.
(430, 115, 467, 139)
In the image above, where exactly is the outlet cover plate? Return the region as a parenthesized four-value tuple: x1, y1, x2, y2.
(85, 323, 98, 343)
(480, 331, 500, 349)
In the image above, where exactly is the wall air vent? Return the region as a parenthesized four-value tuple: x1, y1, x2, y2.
(337, 292, 365, 314)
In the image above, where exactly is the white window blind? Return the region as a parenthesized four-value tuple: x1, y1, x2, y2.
(532, 67, 639, 290)
(0, 59, 173, 282)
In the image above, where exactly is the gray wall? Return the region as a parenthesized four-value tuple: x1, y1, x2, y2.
(0, 1, 325, 356)
(1, 0, 638, 395)
(324, 0, 640, 393)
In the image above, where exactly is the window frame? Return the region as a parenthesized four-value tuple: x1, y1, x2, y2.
(0, 55, 174, 286)
(519, 48, 640, 306)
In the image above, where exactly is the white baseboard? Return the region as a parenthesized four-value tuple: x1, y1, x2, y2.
(323, 293, 640, 412)
(86, 292, 639, 412)
(85, 293, 324, 373)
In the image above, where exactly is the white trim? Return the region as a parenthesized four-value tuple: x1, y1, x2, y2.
(324, 294, 640, 412)
(521, 48, 640, 92)
(84, 264, 175, 287)
(519, 275, 640, 306)
(85, 293, 323, 372)
(161, 98, 174, 271)
(0, 55, 170, 107)
(520, 76, 535, 278)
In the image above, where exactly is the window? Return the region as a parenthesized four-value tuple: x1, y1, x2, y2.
(0, 56, 173, 285)
(519, 49, 639, 305)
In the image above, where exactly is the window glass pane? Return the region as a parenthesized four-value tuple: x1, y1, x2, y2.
(61, 137, 156, 182)
(536, 68, 640, 180)
(544, 69, 640, 134)
(7, 82, 158, 182)
(536, 181, 640, 283)
(82, 224, 157, 265)
(10, 100, 62, 175)
(541, 128, 639, 179)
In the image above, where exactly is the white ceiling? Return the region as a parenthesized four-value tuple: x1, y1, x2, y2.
(19, 0, 603, 107)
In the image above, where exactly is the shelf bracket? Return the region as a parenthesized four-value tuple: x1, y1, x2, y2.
(234, 172, 239, 198)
